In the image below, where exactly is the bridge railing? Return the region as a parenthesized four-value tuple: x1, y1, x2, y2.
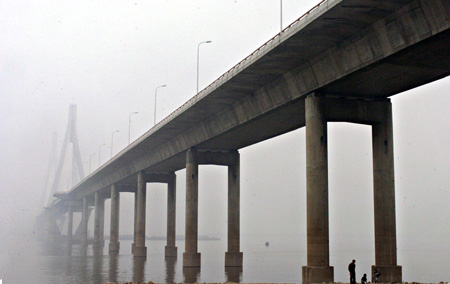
(95, 0, 329, 176)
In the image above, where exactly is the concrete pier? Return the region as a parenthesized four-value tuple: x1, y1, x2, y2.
(81, 197, 89, 246)
(132, 191, 138, 254)
(165, 172, 178, 258)
(225, 151, 243, 267)
(183, 148, 201, 267)
(302, 94, 334, 284)
(301, 94, 402, 283)
(372, 102, 402, 282)
(134, 172, 147, 257)
(109, 184, 120, 255)
(93, 192, 105, 249)
(67, 206, 73, 243)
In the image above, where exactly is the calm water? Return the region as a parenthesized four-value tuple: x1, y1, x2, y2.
(0, 238, 449, 283)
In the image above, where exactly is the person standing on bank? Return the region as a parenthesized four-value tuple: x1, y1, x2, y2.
(348, 259, 356, 284)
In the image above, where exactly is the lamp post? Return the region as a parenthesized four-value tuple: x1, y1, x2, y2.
(197, 40, 212, 94)
(98, 143, 106, 167)
(280, 0, 283, 33)
(89, 153, 96, 174)
(128, 111, 139, 145)
(154, 84, 167, 125)
(111, 130, 120, 158)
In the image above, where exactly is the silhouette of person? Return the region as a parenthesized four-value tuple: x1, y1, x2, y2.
(348, 259, 356, 284)
(361, 273, 367, 284)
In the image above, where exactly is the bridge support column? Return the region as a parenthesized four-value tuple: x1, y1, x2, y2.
(109, 184, 120, 255)
(165, 172, 178, 258)
(132, 191, 138, 254)
(81, 197, 89, 246)
(67, 206, 73, 243)
(225, 151, 243, 267)
(134, 171, 147, 257)
(94, 192, 105, 251)
(183, 148, 201, 267)
(302, 94, 333, 284)
(372, 102, 401, 282)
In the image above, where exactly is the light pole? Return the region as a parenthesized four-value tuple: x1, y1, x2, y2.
(197, 40, 212, 94)
(89, 153, 96, 174)
(280, 0, 283, 33)
(111, 130, 120, 158)
(98, 143, 106, 167)
(154, 84, 167, 125)
(128, 111, 138, 145)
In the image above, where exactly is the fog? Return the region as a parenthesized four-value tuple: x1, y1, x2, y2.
(1, 0, 449, 282)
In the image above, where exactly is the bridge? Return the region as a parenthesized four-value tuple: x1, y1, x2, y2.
(47, 0, 450, 283)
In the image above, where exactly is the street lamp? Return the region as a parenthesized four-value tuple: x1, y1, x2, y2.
(89, 153, 96, 174)
(197, 40, 212, 94)
(98, 143, 106, 167)
(128, 111, 139, 145)
(154, 84, 167, 125)
(280, 0, 283, 33)
(111, 130, 120, 158)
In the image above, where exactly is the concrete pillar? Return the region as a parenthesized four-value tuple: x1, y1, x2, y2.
(109, 184, 120, 255)
(93, 192, 103, 248)
(67, 206, 73, 243)
(183, 148, 201, 267)
(99, 197, 105, 245)
(132, 191, 138, 254)
(134, 171, 147, 257)
(165, 172, 178, 257)
(372, 101, 402, 282)
(81, 197, 89, 245)
(302, 94, 334, 284)
(225, 151, 243, 267)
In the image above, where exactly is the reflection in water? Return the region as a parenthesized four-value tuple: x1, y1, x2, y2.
(92, 253, 104, 284)
(133, 257, 146, 282)
(80, 243, 88, 257)
(183, 267, 200, 283)
(109, 254, 119, 283)
(165, 257, 177, 283)
(225, 266, 243, 283)
(65, 242, 73, 256)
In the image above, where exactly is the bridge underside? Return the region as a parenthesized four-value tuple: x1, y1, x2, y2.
(150, 28, 450, 173)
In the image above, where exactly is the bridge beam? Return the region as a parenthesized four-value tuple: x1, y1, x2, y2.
(109, 184, 120, 255)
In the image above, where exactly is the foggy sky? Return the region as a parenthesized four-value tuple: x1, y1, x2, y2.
(1, 0, 449, 279)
